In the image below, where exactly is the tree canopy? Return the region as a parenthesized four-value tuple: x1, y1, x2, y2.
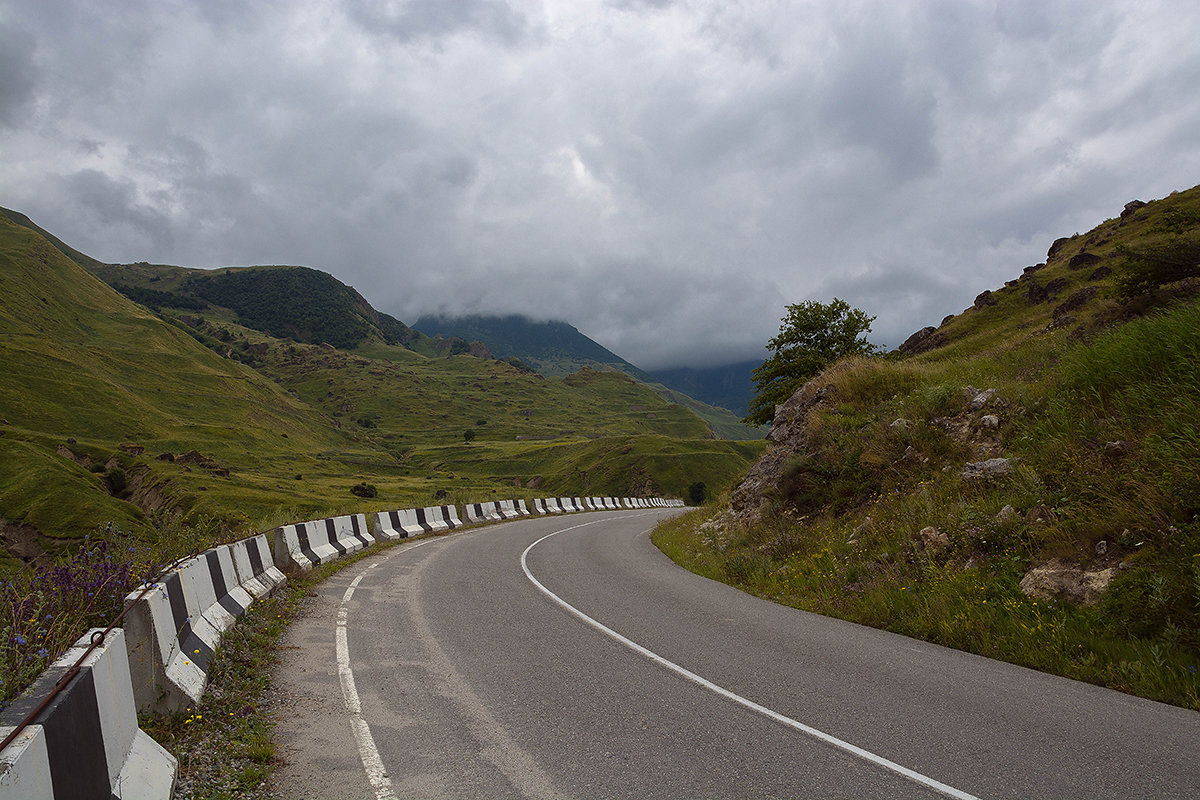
(744, 298, 877, 425)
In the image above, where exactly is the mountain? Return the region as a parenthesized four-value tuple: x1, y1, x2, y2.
(649, 360, 760, 417)
(412, 313, 765, 439)
(0, 210, 766, 568)
(412, 313, 646, 377)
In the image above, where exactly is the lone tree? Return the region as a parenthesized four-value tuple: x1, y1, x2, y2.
(744, 298, 877, 426)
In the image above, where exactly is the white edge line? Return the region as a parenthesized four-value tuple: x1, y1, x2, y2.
(520, 526, 983, 800)
(338, 557, 412, 800)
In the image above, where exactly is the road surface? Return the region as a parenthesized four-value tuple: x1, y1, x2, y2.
(268, 509, 1200, 799)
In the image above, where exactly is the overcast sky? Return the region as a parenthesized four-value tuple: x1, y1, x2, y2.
(4, 1, 1200, 369)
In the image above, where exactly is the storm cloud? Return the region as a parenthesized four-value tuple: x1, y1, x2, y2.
(4, 0, 1200, 369)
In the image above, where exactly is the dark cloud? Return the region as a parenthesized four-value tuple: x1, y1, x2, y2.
(4, 0, 1200, 370)
(0, 24, 38, 127)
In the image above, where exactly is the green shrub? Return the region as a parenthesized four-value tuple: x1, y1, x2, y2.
(105, 467, 127, 496)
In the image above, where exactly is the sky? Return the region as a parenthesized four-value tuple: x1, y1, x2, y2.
(4, 1, 1200, 370)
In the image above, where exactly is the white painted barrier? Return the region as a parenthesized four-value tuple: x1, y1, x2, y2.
(273, 513, 371, 572)
(374, 505, 462, 539)
(0, 628, 177, 799)
(533, 498, 563, 513)
(124, 536, 286, 714)
(464, 502, 503, 524)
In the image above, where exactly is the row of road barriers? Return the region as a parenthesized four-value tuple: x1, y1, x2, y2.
(1, 496, 681, 798)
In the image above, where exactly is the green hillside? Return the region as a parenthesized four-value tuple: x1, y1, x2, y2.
(655, 184, 1200, 709)
(412, 313, 765, 440)
(412, 313, 644, 377)
(0, 212, 765, 568)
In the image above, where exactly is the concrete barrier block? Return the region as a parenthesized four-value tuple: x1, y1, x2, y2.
(125, 534, 286, 714)
(274, 521, 337, 571)
(230, 535, 285, 600)
(0, 628, 177, 799)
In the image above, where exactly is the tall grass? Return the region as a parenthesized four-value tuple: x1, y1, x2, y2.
(0, 517, 228, 710)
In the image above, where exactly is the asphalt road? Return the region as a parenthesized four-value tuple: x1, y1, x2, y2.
(269, 509, 1200, 799)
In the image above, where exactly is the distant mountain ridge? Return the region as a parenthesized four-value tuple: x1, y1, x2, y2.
(649, 360, 760, 417)
(413, 313, 647, 378)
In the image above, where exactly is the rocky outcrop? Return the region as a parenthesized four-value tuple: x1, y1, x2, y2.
(1020, 558, 1116, 605)
(898, 326, 946, 355)
(1121, 199, 1146, 218)
(1067, 252, 1102, 271)
(973, 290, 998, 309)
(729, 378, 832, 523)
(1026, 277, 1069, 304)
(1053, 287, 1098, 318)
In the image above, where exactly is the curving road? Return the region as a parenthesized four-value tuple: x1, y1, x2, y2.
(269, 510, 1200, 799)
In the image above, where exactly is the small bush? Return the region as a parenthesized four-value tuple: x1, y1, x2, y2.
(105, 467, 127, 496)
(350, 482, 377, 499)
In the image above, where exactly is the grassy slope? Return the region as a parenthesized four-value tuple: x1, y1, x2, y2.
(0, 217, 389, 561)
(179, 317, 763, 501)
(0, 216, 764, 565)
(655, 185, 1200, 709)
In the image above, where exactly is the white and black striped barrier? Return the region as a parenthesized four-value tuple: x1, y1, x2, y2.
(465, 499, 539, 524)
(0, 627, 177, 799)
(373, 505, 461, 539)
(123, 535, 286, 714)
(274, 513, 372, 572)
(532, 498, 565, 513)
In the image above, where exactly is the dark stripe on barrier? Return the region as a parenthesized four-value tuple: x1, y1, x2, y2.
(165, 573, 190, 643)
(206, 551, 246, 618)
(440, 505, 456, 528)
(39, 667, 110, 800)
(387, 510, 406, 537)
(246, 538, 264, 576)
(296, 523, 320, 565)
(325, 518, 347, 556)
(167, 574, 216, 672)
(414, 507, 433, 533)
(178, 620, 213, 674)
(351, 515, 372, 547)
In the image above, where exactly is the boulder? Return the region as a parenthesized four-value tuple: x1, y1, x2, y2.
(1053, 286, 1098, 318)
(729, 379, 832, 522)
(1027, 276, 1070, 304)
(968, 388, 996, 410)
(898, 326, 945, 355)
(1048, 237, 1072, 260)
(961, 457, 1014, 479)
(1120, 199, 1146, 218)
(1067, 252, 1102, 271)
(1019, 558, 1116, 605)
(973, 290, 998, 309)
(1087, 265, 1113, 282)
(917, 526, 949, 553)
